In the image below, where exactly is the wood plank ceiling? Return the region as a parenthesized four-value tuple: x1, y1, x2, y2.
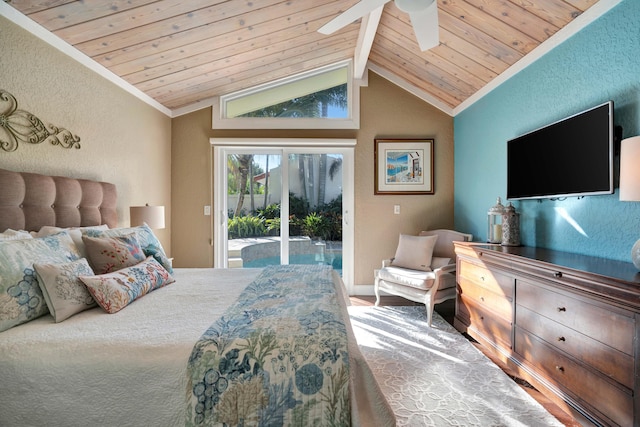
(5, 0, 600, 114)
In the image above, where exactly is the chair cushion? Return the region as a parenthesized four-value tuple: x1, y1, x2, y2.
(391, 234, 438, 271)
(378, 266, 436, 291)
(436, 272, 457, 291)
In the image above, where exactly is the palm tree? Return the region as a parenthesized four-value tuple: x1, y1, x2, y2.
(329, 156, 342, 180)
(227, 155, 240, 194)
(233, 154, 253, 218)
(238, 84, 347, 118)
(262, 155, 270, 210)
(318, 154, 327, 206)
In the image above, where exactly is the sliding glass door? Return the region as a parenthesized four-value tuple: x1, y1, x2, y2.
(213, 139, 354, 291)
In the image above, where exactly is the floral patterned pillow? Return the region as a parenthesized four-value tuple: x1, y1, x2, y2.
(35, 225, 109, 258)
(0, 231, 81, 332)
(84, 224, 173, 273)
(82, 233, 146, 274)
(79, 257, 175, 314)
(34, 258, 96, 322)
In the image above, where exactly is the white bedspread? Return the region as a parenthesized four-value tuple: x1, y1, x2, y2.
(0, 268, 394, 427)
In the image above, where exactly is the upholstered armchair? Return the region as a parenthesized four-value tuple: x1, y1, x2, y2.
(374, 229, 473, 326)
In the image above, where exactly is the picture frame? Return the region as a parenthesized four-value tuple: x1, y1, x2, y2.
(374, 138, 434, 195)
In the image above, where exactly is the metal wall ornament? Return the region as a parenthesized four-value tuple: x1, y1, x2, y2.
(0, 90, 81, 152)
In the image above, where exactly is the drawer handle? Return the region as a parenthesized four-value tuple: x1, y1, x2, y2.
(480, 276, 486, 281)
(480, 296, 485, 302)
(555, 365, 565, 373)
(557, 307, 566, 312)
(557, 336, 566, 342)
(554, 272, 563, 278)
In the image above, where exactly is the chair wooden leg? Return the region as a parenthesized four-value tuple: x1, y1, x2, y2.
(424, 293, 434, 327)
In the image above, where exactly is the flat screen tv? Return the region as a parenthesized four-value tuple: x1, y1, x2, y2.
(506, 101, 614, 200)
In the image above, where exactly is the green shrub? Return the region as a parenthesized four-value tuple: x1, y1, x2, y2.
(289, 193, 309, 218)
(227, 215, 267, 239)
(257, 203, 280, 220)
(302, 212, 332, 241)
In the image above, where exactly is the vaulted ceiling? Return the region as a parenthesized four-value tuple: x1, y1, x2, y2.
(4, 0, 608, 116)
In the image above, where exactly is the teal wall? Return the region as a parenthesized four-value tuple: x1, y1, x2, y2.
(454, 0, 640, 262)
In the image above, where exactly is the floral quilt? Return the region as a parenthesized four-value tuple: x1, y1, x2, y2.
(186, 265, 350, 427)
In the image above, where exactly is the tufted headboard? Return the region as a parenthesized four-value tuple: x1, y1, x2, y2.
(0, 168, 117, 232)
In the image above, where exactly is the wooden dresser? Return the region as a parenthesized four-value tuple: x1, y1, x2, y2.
(453, 243, 640, 427)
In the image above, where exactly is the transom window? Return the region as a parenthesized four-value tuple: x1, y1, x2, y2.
(213, 61, 359, 129)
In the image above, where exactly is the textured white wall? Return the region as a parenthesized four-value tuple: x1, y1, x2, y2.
(0, 17, 172, 253)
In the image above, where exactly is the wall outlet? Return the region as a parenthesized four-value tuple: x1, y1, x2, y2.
(394, 205, 400, 215)
(204, 205, 211, 216)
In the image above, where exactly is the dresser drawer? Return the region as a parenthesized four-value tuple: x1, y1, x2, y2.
(516, 304, 634, 389)
(458, 295, 512, 349)
(458, 279, 513, 322)
(515, 328, 633, 427)
(458, 259, 514, 299)
(517, 279, 634, 356)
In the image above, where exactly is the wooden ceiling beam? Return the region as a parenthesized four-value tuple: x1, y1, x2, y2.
(354, 5, 383, 80)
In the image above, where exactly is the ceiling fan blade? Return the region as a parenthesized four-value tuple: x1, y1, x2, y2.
(318, 0, 391, 35)
(409, 1, 439, 51)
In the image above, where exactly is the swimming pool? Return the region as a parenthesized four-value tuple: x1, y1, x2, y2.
(244, 253, 342, 274)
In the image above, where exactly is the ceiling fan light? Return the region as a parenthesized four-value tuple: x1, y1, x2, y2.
(395, 0, 433, 13)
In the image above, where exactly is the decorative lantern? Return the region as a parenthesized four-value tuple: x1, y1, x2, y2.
(487, 197, 505, 243)
(501, 202, 521, 246)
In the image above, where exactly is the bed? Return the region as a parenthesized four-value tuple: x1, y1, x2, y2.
(0, 168, 395, 427)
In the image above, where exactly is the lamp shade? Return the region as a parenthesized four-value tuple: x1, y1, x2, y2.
(620, 136, 640, 201)
(130, 205, 165, 229)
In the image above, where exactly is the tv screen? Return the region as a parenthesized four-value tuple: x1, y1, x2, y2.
(507, 101, 614, 200)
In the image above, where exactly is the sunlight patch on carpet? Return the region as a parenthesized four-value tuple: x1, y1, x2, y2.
(348, 305, 563, 427)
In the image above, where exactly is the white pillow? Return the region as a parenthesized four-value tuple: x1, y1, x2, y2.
(0, 229, 33, 241)
(391, 234, 438, 271)
(34, 258, 96, 322)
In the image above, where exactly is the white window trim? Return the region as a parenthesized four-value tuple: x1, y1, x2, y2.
(211, 138, 356, 293)
(212, 61, 360, 130)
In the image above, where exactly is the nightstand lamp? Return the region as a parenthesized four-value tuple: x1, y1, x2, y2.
(130, 204, 165, 229)
(619, 135, 640, 269)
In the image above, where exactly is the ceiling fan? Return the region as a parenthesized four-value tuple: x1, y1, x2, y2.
(318, 0, 439, 51)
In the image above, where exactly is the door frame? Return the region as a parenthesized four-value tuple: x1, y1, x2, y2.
(211, 138, 356, 293)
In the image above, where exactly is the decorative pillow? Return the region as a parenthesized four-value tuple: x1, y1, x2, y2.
(82, 233, 146, 274)
(79, 256, 175, 314)
(391, 234, 438, 271)
(84, 224, 172, 273)
(34, 258, 96, 323)
(35, 225, 109, 258)
(0, 232, 81, 332)
(430, 257, 452, 270)
(0, 229, 33, 241)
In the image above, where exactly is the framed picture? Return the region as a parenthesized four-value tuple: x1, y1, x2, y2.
(374, 138, 434, 195)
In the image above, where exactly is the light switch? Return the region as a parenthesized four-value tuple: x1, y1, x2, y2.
(204, 205, 211, 216)
(394, 205, 400, 215)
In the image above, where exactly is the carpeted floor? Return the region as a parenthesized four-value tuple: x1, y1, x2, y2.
(348, 305, 565, 427)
